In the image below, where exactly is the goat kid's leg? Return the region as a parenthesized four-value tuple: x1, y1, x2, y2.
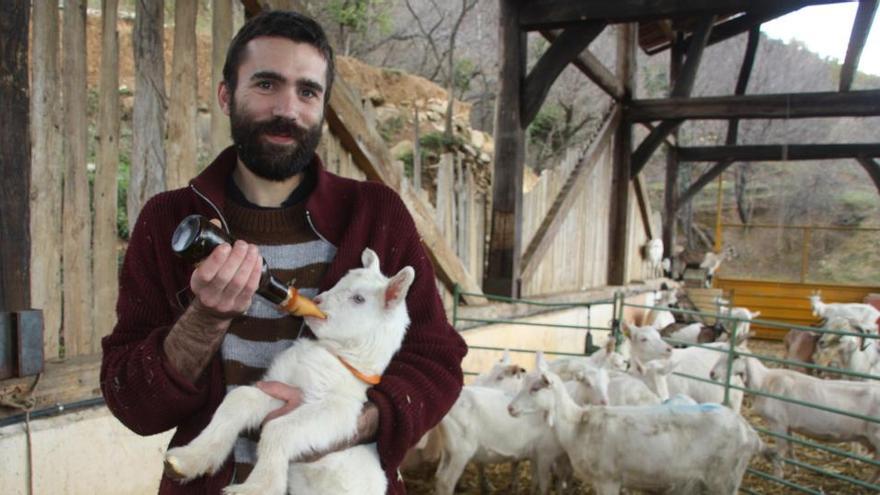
(165, 386, 280, 480)
(224, 400, 359, 495)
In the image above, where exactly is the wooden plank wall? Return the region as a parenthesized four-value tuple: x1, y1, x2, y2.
(521, 139, 653, 296)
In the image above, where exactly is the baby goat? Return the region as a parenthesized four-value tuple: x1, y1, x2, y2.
(165, 248, 414, 495)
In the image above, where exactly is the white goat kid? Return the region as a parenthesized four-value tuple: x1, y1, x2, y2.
(508, 362, 764, 494)
(710, 352, 880, 482)
(813, 317, 880, 380)
(809, 291, 880, 333)
(642, 238, 664, 279)
(165, 248, 415, 495)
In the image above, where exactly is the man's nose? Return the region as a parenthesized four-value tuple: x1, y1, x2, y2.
(272, 88, 302, 119)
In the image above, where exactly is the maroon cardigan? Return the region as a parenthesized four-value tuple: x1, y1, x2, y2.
(100, 147, 467, 494)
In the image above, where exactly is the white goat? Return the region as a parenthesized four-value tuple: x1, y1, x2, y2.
(813, 317, 880, 380)
(809, 291, 880, 333)
(625, 322, 744, 411)
(699, 246, 736, 288)
(710, 352, 880, 482)
(508, 362, 765, 494)
(642, 238, 664, 279)
(165, 248, 414, 495)
(644, 289, 678, 330)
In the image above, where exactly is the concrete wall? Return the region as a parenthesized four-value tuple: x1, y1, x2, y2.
(0, 407, 172, 495)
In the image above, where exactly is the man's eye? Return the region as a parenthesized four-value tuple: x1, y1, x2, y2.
(257, 81, 273, 90)
(301, 88, 317, 98)
(352, 294, 365, 304)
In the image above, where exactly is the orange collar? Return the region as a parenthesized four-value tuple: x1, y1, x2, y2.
(337, 356, 382, 385)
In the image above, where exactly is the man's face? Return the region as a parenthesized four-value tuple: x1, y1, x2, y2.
(220, 37, 328, 181)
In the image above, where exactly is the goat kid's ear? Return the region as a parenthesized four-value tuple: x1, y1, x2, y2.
(361, 248, 381, 272)
(751, 311, 761, 319)
(384, 266, 415, 309)
(501, 349, 511, 365)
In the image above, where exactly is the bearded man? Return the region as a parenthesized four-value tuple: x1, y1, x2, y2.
(100, 10, 466, 495)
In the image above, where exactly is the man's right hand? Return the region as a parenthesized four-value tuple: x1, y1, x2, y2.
(164, 238, 264, 383)
(190, 239, 264, 320)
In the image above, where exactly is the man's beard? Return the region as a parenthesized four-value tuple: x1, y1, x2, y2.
(229, 100, 323, 182)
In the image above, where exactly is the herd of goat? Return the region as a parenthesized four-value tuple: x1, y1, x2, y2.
(404, 290, 880, 494)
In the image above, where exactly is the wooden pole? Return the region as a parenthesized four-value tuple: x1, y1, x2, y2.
(211, 0, 233, 156)
(130, 0, 167, 233)
(662, 37, 684, 260)
(94, 0, 121, 346)
(839, 0, 878, 92)
(62, 0, 94, 355)
(608, 24, 635, 285)
(0, 0, 31, 312)
(30, 0, 63, 356)
(484, 0, 526, 297)
(167, 0, 199, 189)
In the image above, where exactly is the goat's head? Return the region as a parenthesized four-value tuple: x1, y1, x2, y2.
(709, 352, 747, 384)
(306, 248, 415, 353)
(508, 352, 557, 419)
(624, 322, 673, 362)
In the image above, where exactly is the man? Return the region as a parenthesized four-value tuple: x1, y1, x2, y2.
(101, 10, 467, 494)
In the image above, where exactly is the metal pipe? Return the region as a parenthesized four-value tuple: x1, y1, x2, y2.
(0, 397, 106, 429)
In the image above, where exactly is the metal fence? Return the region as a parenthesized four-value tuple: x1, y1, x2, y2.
(451, 288, 880, 493)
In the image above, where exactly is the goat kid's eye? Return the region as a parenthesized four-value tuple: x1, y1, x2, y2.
(351, 294, 365, 304)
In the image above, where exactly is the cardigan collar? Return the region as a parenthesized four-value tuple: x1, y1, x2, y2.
(189, 145, 353, 247)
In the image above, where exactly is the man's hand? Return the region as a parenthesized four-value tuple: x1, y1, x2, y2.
(255, 382, 380, 463)
(190, 238, 263, 319)
(257, 380, 305, 424)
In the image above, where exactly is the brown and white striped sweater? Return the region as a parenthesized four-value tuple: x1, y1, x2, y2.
(220, 197, 336, 480)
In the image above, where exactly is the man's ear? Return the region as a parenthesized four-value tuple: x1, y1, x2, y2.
(218, 81, 232, 116)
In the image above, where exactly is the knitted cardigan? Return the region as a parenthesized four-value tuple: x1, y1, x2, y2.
(100, 147, 467, 494)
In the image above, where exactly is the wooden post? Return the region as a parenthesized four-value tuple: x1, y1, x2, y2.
(130, 0, 167, 235)
(94, 0, 121, 346)
(30, 0, 63, 357)
(0, 0, 31, 312)
(211, 0, 233, 156)
(62, 0, 94, 355)
(485, 0, 526, 297)
(607, 24, 635, 285)
(167, 0, 199, 190)
(413, 104, 422, 192)
(662, 38, 684, 260)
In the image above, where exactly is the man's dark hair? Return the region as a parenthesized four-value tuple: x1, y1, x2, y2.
(223, 10, 335, 102)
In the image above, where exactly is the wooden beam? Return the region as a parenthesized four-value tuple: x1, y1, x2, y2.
(677, 0, 813, 52)
(520, 108, 620, 282)
(0, 355, 102, 421)
(629, 89, 880, 121)
(634, 175, 654, 240)
(539, 29, 624, 100)
(30, 0, 62, 357)
(676, 143, 880, 162)
(63, 0, 94, 355)
(608, 25, 636, 286)
(856, 157, 880, 196)
(0, 0, 30, 312)
(523, 22, 606, 125)
(662, 39, 684, 259)
(485, 0, 526, 297)
(631, 16, 714, 176)
(94, 0, 122, 349)
(839, 0, 878, 91)
(519, 0, 855, 30)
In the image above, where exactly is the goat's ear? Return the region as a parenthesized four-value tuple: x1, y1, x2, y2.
(501, 349, 511, 365)
(385, 266, 415, 309)
(751, 310, 761, 319)
(621, 321, 632, 339)
(535, 351, 548, 371)
(361, 248, 381, 272)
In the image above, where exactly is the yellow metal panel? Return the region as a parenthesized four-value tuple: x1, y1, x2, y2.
(715, 278, 880, 340)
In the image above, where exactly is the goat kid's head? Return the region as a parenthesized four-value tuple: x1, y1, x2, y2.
(508, 352, 556, 419)
(307, 248, 415, 348)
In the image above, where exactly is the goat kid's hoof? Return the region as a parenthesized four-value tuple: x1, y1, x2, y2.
(164, 447, 217, 481)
